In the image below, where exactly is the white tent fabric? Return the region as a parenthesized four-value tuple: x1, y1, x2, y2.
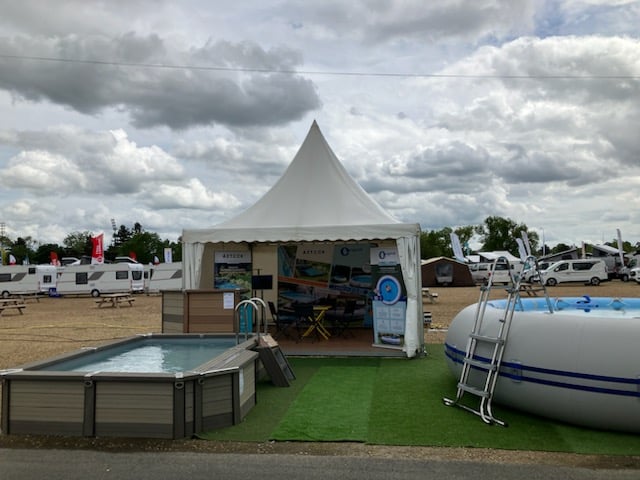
(182, 121, 423, 357)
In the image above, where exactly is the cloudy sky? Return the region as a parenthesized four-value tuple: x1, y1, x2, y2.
(0, 0, 639, 250)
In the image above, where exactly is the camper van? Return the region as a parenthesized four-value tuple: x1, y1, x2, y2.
(55, 263, 145, 297)
(540, 259, 608, 286)
(146, 263, 183, 293)
(0, 265, 58, 297)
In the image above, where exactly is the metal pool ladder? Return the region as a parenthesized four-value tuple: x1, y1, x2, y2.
(443, 255, 552, 426)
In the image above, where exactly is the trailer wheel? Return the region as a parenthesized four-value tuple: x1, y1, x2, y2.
(90, 289, 100, 298)
(590, 277, 601, 286)
(1, 290, 9, 299)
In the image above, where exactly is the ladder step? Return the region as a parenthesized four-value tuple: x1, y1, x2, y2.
(469, 333, 504, 344)
(463, 357, 497, 370)
(457, 383, 490, 398)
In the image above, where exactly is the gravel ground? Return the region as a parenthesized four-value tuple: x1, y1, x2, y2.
(1, 282, 640, 468)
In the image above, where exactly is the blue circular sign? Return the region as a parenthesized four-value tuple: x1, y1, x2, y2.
(376, 275, 401, 305)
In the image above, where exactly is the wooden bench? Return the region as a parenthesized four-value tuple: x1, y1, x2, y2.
(0, 299, 27, 317)
(95, 293, 136, 308)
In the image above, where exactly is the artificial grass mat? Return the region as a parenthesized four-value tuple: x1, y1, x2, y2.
(199, 346, 640, 456)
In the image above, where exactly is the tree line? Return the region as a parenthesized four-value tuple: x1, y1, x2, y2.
(420, 216, 639, 260)
(0, 222, 181, 265)
(1, 216, 637, 266)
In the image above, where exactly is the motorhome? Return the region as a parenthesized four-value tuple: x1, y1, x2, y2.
(146, 263, 183, 293)
(468, 260, 520, 285)
(55, 263, 145, 297)
(539, 259, 608, 286)
(0, 265, 58, 297)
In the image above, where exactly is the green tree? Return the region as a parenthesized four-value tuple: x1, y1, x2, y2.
(34, 243, 62, 265)
(63, 231, 93, 258)
(475, 216, 536, 256)
(549, 242, 574, 255)
(420, 227, 452, 259)
(10, 236, 37, 264)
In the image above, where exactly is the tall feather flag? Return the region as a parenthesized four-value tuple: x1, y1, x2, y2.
(616, 228, 625, 268)
(91, 233, 104, 264)
(449, 233, 466, 263)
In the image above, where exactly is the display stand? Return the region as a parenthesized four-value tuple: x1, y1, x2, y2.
(255, 334, 296, 387)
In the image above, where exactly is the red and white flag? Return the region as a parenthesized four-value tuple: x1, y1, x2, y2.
(9, 254, 17, 265)
(50, 251, 61, 266)
(91, 233, 104, 264)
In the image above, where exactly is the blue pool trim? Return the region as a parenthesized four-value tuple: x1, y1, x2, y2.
(487, 296, 640, 312)
(444, 343, 640, 398)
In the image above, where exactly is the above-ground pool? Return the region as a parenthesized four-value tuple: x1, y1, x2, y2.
(1, 334, 259, 439)
(445, 296, 640, 433)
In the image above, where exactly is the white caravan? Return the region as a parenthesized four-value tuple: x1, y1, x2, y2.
(146, 263, 183, 293)
(0, 265, 58, 297)
(55, 263, 145, 297)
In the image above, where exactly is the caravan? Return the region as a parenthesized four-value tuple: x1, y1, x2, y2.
(0, 265, 58, 297)
(146, 263, 183, 293)
(55, 263, 144, 297)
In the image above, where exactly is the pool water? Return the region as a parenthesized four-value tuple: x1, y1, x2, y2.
(488, 296, 640, 314)
(40, 337, 238, 373)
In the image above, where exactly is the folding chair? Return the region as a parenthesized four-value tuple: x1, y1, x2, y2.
(333, 300, 358, 337)
(294, 303, 330, 342)
(268, 301, 299, 340)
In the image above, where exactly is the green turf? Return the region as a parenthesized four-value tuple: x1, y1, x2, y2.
(198, 346, 640, 455)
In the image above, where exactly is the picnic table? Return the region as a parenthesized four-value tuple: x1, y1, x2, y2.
(0, 297, 27, 317)
(10, 292, 42, 303)
(95, 293, 136, 308)
(422, 288, 439, 303)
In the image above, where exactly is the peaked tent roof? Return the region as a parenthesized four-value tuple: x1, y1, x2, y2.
(183, 121, 419, 244)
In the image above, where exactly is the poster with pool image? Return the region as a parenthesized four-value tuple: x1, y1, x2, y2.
(293, 244, 332, 283)
(370, 246, 407, 348)
(329, 243, 373, 294)
(214, 251, 252, 291)
(276, 243, 374, 326)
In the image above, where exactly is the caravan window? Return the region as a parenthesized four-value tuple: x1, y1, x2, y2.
(131, 270, 142, 281)
(115, 270, 128, 280)
(42, 274, 53, 284)
(28, 267, 36, 275)
(0, 273, 11, 282)
(75, 272, 88, 285)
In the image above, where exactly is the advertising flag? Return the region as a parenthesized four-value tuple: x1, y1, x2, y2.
(91, 233, 104, 264)
(164, 247, 173, 264)
(9, 254, 16, 265)
(50, 251, 61, 266)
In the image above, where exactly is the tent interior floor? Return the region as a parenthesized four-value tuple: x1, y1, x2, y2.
(267, 326, 407, 357)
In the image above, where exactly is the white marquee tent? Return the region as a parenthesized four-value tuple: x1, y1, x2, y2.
(182, 121, 424, 357)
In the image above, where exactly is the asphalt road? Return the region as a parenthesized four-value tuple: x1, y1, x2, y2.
(2, 449, 639, 480)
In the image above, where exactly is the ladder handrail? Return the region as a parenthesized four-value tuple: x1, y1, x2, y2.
(443, 254, 553, 426)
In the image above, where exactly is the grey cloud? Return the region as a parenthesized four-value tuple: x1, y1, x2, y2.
(282, 0, 535, 44)
(0, 33, 321, 129)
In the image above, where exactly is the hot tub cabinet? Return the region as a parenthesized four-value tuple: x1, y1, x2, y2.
(1, 334, 259, 439)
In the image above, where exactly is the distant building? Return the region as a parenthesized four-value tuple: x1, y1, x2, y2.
(421, 257, 475, 287)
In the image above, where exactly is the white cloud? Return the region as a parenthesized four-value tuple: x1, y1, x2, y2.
(0, 1, 639, 248)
